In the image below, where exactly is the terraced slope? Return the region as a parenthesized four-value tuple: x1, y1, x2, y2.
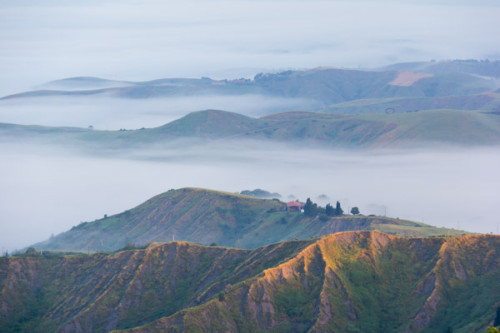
(34, 188, 466, 252)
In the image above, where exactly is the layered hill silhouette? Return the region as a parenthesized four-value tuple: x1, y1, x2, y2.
(2, 231, 499, 332)
(3, 109, 500, 149)
(2, 60, 500, 115)
(35, 188, 466, 252)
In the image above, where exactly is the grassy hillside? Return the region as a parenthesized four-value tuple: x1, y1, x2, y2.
(35, 188, 467, 252)
(358, 109, 500, 147)
(3, 109, 500, 149)
(116, 232, 500, 333)
(321, 93, 500, 115)
(254, 68, 495, 103)
(381, 59, 500, 78)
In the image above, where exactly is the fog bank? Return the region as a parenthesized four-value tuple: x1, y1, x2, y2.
(1, 142, 498, 252)
(0, 95, 319, 129)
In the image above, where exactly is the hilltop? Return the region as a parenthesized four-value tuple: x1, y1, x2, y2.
(2, 231, 499, 332)
(3, 109, 500, 149)
(35, 188, 467, 252)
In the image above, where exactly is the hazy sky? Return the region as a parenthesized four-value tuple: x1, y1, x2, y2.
(1, 0, 499, 96)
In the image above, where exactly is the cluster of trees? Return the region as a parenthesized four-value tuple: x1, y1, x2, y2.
(240, 189, 281, 199)
(303, 198, 319, 217)
(325, 202, 344, 217)
(303, 198, 360, 218)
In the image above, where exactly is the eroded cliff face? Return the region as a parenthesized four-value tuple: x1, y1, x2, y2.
(0, 239, 312, 332)
(118, 232, 500, 333)
(1, 232, 499, 333)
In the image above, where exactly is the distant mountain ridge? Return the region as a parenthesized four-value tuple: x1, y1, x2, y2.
(34, 188, 467, 253)
(37, 76, 135, 90)
(2, 60, 499, 115)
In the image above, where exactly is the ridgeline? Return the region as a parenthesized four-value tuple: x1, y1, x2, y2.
(35, 188, 466, 252)
(2, 232, 499, 332)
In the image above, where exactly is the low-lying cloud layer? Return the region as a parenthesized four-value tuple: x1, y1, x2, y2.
(1, 142, 498, 252)
(0, 95, 319, 129)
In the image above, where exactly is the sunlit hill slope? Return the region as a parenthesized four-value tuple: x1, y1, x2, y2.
(2, 232, 499, 332)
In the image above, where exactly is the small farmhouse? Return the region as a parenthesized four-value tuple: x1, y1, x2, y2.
(286, 201, 303, 212)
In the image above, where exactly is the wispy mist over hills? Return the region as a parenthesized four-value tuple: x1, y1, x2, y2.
(1, 140, 499, 252)
(1, 62, 500, 251)
(2, 62, 500, 131)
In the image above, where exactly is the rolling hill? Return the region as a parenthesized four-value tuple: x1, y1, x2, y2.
(3, 109, 500, 149)
(2, 231, 499, 332)
(34, 188, 467, 253)
(320, 93, 500, 115)
(2, 61, 499, 115)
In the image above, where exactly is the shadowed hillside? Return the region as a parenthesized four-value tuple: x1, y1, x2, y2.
(34, 188, 467, 252)
(0, 240, 313, 332)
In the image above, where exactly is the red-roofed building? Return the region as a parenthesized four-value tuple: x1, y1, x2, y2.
(286, 201, 303, 212)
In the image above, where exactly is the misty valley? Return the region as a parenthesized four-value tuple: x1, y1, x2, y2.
(1, 60, 500, 332)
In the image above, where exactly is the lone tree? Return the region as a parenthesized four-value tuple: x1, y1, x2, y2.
(351, 207, 360, 215)
(335, 201, 343, 216)
(25, 247, 38, 256)
(325, 203, 335, 216)
(304, 198, 318, 217)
